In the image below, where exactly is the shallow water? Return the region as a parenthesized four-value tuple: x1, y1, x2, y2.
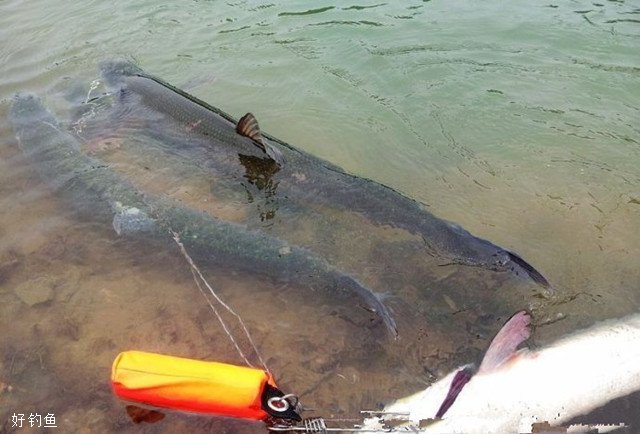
(1, 0, 639, 432)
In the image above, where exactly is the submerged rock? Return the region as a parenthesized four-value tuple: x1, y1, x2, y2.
(14, 276, 55, 306)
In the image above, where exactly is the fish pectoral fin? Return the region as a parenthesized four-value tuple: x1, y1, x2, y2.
(435, 365, 474, 419)
(236, 112, 266, 147)
(434, 312, 532, 418)
(478, 310, 531, 374)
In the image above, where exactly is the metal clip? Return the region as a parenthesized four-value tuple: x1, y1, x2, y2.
(267, 418, 330, 433)
(267, 393, 300, 414)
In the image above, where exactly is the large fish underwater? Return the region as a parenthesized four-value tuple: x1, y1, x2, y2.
(94, 60, 551, 291)
(9, 93, 397, 337)
(9, 60, 554, 350)
(363, 310, 640, 433)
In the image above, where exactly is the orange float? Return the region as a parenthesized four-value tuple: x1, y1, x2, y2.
(111, 351, 301, 422)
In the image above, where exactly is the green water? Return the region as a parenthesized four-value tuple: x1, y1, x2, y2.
(1, 0, 639, 432)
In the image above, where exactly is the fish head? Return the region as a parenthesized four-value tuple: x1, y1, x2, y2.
(489, 249, 551, 289)
(442, 222, 550, 289)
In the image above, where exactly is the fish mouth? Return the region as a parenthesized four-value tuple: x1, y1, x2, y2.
(505, 251, 550, 289)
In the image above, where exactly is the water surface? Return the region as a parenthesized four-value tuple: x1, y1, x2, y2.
(1, 0, 639, 432)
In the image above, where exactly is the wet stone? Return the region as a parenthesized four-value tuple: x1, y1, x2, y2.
(13, 276, 55, 306)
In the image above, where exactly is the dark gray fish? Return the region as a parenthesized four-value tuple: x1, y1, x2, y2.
(99, 60, 550, 289)
(8, 93, 397, 337)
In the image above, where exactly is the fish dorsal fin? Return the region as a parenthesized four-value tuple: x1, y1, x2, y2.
(478, 310, 531, 374)
(236, 113, 265, 148)
(236, 113, 285, 165)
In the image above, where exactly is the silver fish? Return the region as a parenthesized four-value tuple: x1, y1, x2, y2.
(364, 310, 640, 432)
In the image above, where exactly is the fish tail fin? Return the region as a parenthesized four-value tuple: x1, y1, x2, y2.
(339, 275, 398, 338)
(381, 303, 398, 339)
(10, 93, 56, 129)
(370, 291, 398, 339)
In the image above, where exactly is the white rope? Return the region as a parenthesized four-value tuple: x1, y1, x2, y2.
(171, 230, 270, 373)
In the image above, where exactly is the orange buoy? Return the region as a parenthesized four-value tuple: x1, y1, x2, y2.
(111, 351, 300, 422)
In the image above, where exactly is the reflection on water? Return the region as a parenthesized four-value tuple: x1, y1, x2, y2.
(238, 154, 281, 222)
(1, 0, 639, 432)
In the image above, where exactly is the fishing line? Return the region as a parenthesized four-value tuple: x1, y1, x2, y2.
(171, 230, 270, 374)
(84, 79, 101, 104)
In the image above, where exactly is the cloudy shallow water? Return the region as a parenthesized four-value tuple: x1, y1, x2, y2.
(1, 0, 639, 432)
